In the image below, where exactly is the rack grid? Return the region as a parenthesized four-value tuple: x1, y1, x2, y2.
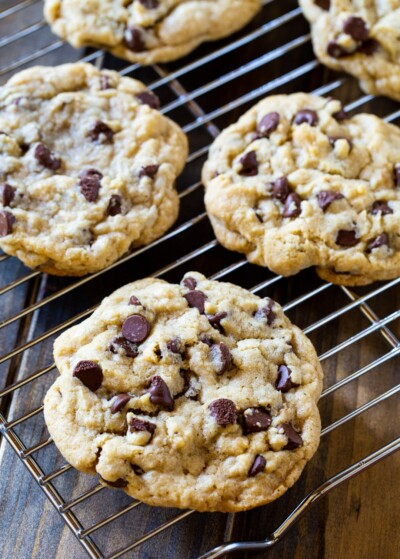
(0, 1, 399, 558)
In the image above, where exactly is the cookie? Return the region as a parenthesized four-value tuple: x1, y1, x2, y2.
(44, 0, 262, 65)
(300, 0, 400, 101)
(0, 63, 187, 276)
(202, 93, 400, 286)
(44, 272, 322, 512)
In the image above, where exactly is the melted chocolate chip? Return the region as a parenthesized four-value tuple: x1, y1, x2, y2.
(73, 360, 103, 391)
(207, 311, 227, 334)
(293, 109, 318, 126)
(182, 276, 197, 290)
(257, 112, 280, 138)
(34, 143, 61, 170)
(367, 233, 389, 252)
(125, 26, 146, 51)
(254, 298, 276, 326)
(0, 210, 15, 236)
(106, 194, 122, 216)
(248, 455, 266, 477)
(210, 342, 232, 374)
(328, 136, 353, 151)
(129, 295, 141, 305)
(129, 416, 156, 435)
(0, 184, 15, 206)
(111, 393, 131, 413)
(332, 107, 348, 121)
(271, 176, 290, 201)
(79, 169, 103, 202)
(136, 91, 160, 110)
(317, 190, 344, 211)
(280, 423, 303, 450)
(209, 399, 237, 426)
(166, 337, 182, 354)
(184, 290, 206, 314)
(138, 0, 159, 6)
(108, 336, 139, 358)
(132, 464, 145, 475)
(276, 365, 299, 393)
(282, 192, 301, 218)
(343, 16, 369, 41)
(243, 407, 271, 434)
(88, 120, 113, 144)
(371, 201, 393, 215)
(315, 0, 330, 9)
(239, 151, 258, 176)
(357, 39, 379, 55)
(122, 315, 150, 343)
(147, 375, 174, 410)
(327, 40, 348, 58)
(102, 477, 128, 488)
(139, 164, 159, 178)
(336, 229, 359, 247)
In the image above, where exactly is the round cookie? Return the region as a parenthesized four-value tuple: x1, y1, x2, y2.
(44, 0, 262, 66)
(202, 93, 400, 286)
(300, 0, 400, 101)
(44, 272, 322, 512)
(0, 63, 187, 276)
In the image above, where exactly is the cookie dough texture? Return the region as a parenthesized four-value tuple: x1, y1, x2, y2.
(203, 93, 400, 286)
(44, 273, 322, 512)
(300, 0, 400, 101)
(44, 0, 262, 65)
(0, 63, 187, 276)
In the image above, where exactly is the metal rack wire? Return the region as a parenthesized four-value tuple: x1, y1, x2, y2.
(0, 1, 399, 558)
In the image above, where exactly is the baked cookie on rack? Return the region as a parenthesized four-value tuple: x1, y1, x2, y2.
(44, 272, 323, 512)
(202, 93, 400, 286)
(44, 0, 262, 65)
(299, 0, 400, 101)
(0, 63, 187, 276)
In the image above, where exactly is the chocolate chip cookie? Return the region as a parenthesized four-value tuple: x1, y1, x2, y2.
(44, 0, 261, 65)
(0, 63, 187, 275)
(44, 272, 322, 512)
(202, 93, 400, 286)
(300, 0, 400, 101)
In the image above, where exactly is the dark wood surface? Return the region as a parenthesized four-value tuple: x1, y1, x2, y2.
(0, 1, 399, 558)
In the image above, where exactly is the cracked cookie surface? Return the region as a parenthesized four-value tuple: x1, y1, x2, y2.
(44, 0, 261, 65)
(44, 272, 322, 512)
(300, 0, 400, 101)
(202, 93, 400, 285)
(0, 63, 187, 276)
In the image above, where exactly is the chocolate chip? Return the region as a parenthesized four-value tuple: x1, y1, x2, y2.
(280, 423, 303, 450)
(358, 39, 379, 55)
(108, 336, 139, 358)
(271, 176, 290, 202)
(147, 375, 174, 410)
(243, 407, 271, 434)
(210, 342, 232, 374)
(248, 455, 266, 477)
(138, 0, 159, 6)
(336, 229, 359, 247)
(209, 399, 237, 426)
(0, 210, 15, 236)
(73, 360, 103, 391)
(371, 201, 393, 215)
(239, 151, 258, 176)
(254, 299, 276, 326)
(332, 107, 348, 121)
(111, 393, 131, 413)
(138, 164, 159, 178)
(106, 194, 122, 216)
(282, 192, 301, 218)
(343, 16, 369, 41)
(129, 295, 141, 305)
(129, 416, 156, 436)
(102, 477, 128, 488)
(88, 120, 114, 144)
(317, 190, 344, 211)
(293, 109, 318, 126)
(182, 276, 197, 290)
(328, 136, 353, 151)
(0, 184, 15, 206)
(257, 112, 280, 138)
(100, 75, 111, 90)
(79, 169, 103, 202)
(367, 233, 389, 252)
(34, 143, 61, 170)
(132, 464, 144, 475)
(200, 335, 214, 347)
(184, 290, 206, 314)
(327, 40, 348, 58)
(125, 26, 146, 51)
(122, 315, 150, 343)
(276, 365, 299, 393)
(207, 311, 227, 334)
(395, 165, 400, 187)
(315, 0, 330, 9)
(166, 337, 182, 354)
(136, 91, 160, 110)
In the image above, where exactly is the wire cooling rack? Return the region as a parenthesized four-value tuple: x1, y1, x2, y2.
(0, 1, 399, 558)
